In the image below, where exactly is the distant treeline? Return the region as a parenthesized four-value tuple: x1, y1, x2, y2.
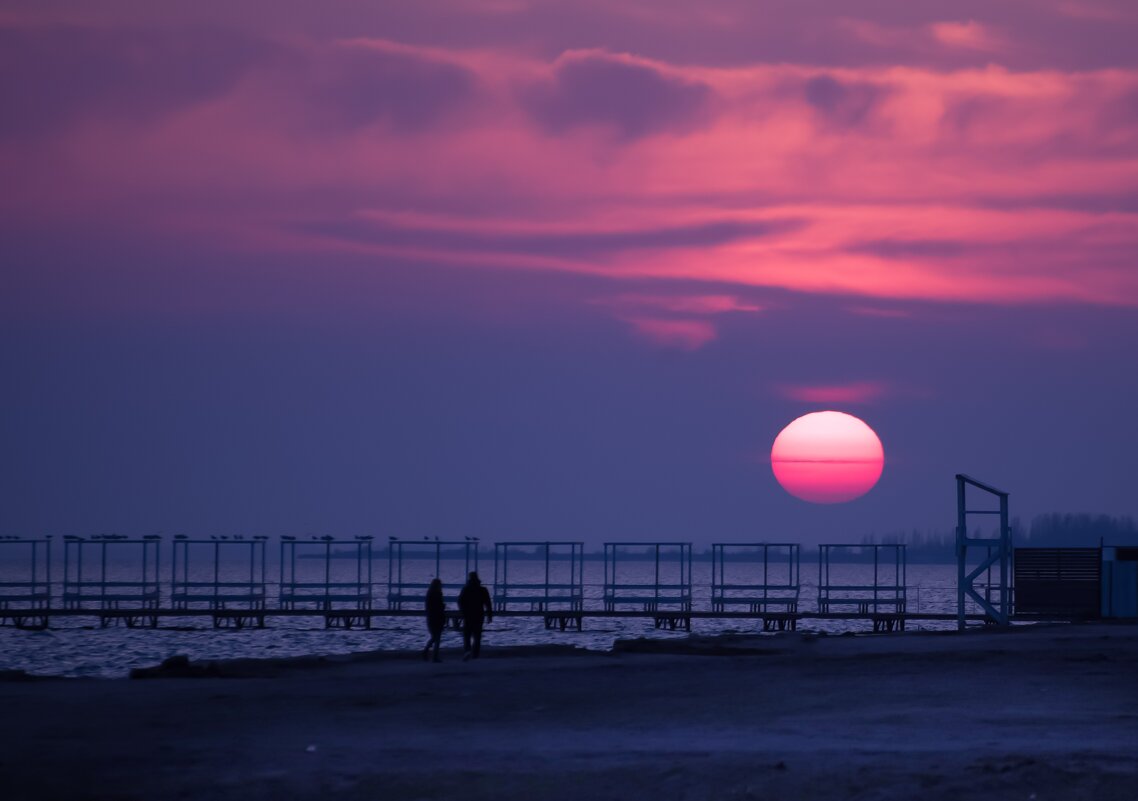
(858, 512, 1138, 562)
(1019, 513, 1137, 547)
(302, 514, 1138, 564)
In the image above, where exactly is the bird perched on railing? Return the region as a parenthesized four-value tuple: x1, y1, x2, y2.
(282, 535, 295, 541)
(174, 534, 187, 540)
(320, 535, 334, 542)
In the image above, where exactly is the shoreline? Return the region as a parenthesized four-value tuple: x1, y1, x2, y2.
(2, 622, 1136, 800)
(0, 619, 1122, 682)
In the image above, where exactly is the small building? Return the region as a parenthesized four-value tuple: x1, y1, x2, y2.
(1101, 546, 1138, 619)
(1013, 545, 1138, 620)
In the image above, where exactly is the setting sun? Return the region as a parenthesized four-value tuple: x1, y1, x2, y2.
(771, 411, 884, 504)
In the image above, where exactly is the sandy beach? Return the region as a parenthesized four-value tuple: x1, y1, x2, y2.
(2, 623, 1136, 801)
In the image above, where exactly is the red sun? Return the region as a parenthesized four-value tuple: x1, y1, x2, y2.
(770, 411, 884, 504)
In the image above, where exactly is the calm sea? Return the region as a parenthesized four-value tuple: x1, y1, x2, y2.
(0, 556, 986, 678)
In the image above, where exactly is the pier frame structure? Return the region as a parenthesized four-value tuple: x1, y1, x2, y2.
(493, 541, 584, 630)
(818, 544, 907, 631)
(171, 537, 268, 628)
(387, 539, 478, 628)
(279, 536, 373, 629)
(603, 542, 693, 630)
(62, 536, 161, 627)
(0, 538, 52, 629)
(711, 543, 800, 631)
(955, 474, 1012, 629)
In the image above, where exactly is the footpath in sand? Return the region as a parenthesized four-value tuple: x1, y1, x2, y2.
(1, 623, 1136, 801)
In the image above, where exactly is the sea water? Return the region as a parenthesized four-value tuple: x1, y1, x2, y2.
(0, 555, 986, 678)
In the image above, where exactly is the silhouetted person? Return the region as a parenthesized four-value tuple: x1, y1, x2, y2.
(422, 578, 446, 663)
(458, 571, 493, 661)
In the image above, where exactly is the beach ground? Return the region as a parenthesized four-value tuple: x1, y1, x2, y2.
(1, 623, 1136, 801)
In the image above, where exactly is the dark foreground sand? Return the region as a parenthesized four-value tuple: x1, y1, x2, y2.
(1, 623, 1136, 801)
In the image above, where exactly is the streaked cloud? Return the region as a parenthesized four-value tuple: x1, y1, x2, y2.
(594, 293, 764, 315)
(0, 24, 285, 138)
(930, 21, 1007, 52)
(845, 305, 914, 319)
(802, 74, 887, 128)
(592, 291, 763, 348)
(519, 51, 714, 140)
(621, 316, 718, 350)
(776, 381, 890, 405)
(3, 2, 1138, 325)
(308, 41, 479, 132)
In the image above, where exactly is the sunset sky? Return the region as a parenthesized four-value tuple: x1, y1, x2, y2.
(3, 0, 1138, 543)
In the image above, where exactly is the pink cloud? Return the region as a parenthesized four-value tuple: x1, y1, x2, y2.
(3, 6, 1138, 320)
(930, 21, 1007, 52)
(845, 305, 914, 319)
(837, 19, 912, 50)
(594, 293, 763, 315)
(777, 381, 890, 405)
(588, 292, 760, 350)
(622, 317, 718, 350)
(1054, 2, 1135, 22)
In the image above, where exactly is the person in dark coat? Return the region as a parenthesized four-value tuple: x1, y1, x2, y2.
(457, 571, 493, 660)
(422, 578, 446, 662)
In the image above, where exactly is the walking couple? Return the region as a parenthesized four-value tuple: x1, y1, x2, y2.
(422, 571, 493, 663)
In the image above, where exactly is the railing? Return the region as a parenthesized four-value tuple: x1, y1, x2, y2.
(493, 542, 584, 612)
(171, 537, 267, 612)
(386, 538, 477, 610)
(2, 538, 1050, 633)
(0, 538, 52, 626)
(279, 537, 372, 610)
(603, 542, 692, 612)
(817, 544, 907, 614)
(711, 543, 800, 613)
(61, 537, 161, 609)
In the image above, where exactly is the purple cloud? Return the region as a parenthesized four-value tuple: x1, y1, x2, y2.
(299, 216, 799, 260)
(0, 25, 285, 138)
(849, 239, 971, 259)
(520, 54, 712, 140)
(802, 74, 885, 128)
(309, 46, 477, 131)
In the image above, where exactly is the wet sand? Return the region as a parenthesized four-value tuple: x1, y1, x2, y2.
(1, 623, 1136, 800)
